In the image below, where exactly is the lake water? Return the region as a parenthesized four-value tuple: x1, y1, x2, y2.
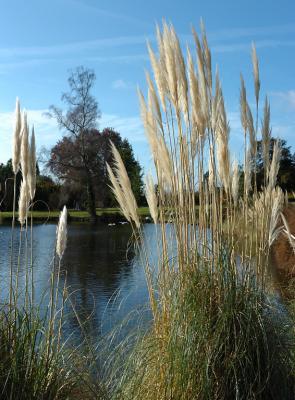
(0, 222, 156, 344)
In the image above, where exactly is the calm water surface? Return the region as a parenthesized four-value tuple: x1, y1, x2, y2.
(0, 222, 157, 343)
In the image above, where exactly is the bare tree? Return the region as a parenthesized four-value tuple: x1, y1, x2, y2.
(47, 66, 101, 223)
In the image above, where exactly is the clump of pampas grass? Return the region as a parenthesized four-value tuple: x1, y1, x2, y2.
(108, 20, 295, 400)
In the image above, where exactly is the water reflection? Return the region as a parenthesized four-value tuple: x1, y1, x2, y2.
(0, 222, 151, 342)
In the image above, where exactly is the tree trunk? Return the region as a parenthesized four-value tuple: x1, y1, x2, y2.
(86, 175, 97, 224)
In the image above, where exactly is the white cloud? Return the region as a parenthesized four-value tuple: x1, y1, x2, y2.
(0, 109, 61, 163)
(208, 23, 295, 42)
(100, 114, 145, 143)
(112, 79, 128, 90)
(272, 122, 295, 140)
(271, 90, 295, 110)
(212, 39, 295, 54)
(0, 36, 150, 60)
(66, 0, 152, 29)
(0, 109, 146, 165)
(0, 22, 293, 66)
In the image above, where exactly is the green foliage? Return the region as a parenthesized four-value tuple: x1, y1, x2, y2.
(0, 160, 60, 211)
(0, 308, 76, 400)
(34, 175, 60, 210)
(48, 128, 144, 209)
(115, 257, 295, 400)
(256, 138, 295, 191)
(117, 139, 144, 206)
(0, 159, 21, 211)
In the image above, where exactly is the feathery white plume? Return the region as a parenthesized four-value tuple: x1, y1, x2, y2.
(12, 98, 22, 174)
(56, 206, 68, 259)
(18, 179, 29, 226)
(145, 173, 158, 224)
(20, 111, 30, 180)
(261, 97, 271, 175)
(240, 75, 247, 132)
(251, 43, 260, 107)
(107, 142, 140, 228)
(28, 126, 36, 200)
(268, 188, 284, 246)
(268, 140, 281, 191)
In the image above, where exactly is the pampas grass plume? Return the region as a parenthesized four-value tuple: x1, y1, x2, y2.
(240, 75, 247, 132)
(268, 140, 281, 191)
(12, 97, 22, 174)
(56, 206, 67, 259)
(28, 126, 36, 200)
(18, 179, 29, 226)
(268, 188, 284, 246)
(232, 160, 240, 206)
(20, 111, 30, 180)
(246, 102, 256, 160)
(108, 141, 140, 228)
(145, 173, 158, 224)
(262, 96, 271, 174)
(252, 43, 260, 106)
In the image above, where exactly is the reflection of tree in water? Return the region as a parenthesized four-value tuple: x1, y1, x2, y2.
(59, 224, 135, 338)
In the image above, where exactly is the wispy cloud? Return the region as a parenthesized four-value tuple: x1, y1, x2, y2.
(85, 54, 149, 64)
(271, 90, 295, 110)
(0, 22, 292, 70)
(0, 36, 150, 60)
(207, 23, 295, 41)
(112, 79, 128, 89)
(0, 109, 61, 163)
(66, 0, 152, 29)
(0, 109, 146, 164)
(111, 79, 136, 90)
(100, 114, 145, 142)
(212, 39, 295, 53)
(181, 23, 295, 43)
(272, 122, 295, 140)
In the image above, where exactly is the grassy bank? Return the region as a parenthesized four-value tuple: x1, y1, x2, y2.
(0, 207, 151, 223)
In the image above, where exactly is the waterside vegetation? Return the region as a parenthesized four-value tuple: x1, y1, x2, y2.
(1, 20, 295, 400)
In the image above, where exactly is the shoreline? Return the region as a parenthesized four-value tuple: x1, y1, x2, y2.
(0, 207, 151, 224)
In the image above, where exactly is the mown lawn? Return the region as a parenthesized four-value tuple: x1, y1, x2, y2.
(0, 207, 150, 221)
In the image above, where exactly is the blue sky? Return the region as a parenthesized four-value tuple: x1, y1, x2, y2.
(0, 0, 295, 173)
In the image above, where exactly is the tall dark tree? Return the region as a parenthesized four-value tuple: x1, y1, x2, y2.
(47, 128, 144, 210)
(47, 66, 100, 222)
(256, 138, 295, 191)
(0, 159, 18, 211)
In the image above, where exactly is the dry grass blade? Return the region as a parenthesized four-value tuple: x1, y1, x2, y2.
(108, 141, 140, 228)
